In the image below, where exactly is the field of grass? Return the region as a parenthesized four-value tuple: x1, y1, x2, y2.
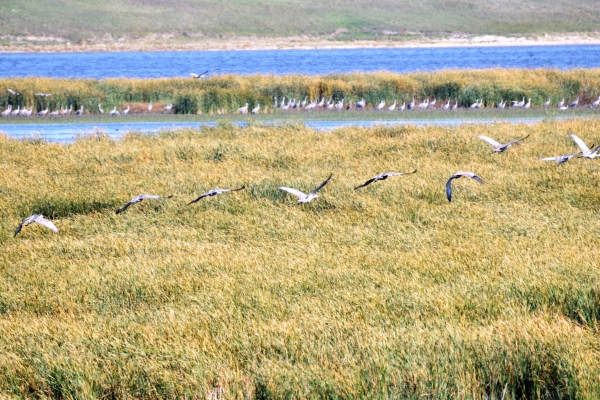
(2, 69, 600, 116)
(1, 0, 600, 45)
(1, 118, 600, 397)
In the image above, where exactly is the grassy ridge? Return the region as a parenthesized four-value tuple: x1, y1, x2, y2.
(1, 0, 600, 43)
(2, 69, 600, 114)
(1, 119, 600, 397)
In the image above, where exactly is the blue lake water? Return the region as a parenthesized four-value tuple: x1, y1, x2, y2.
(1, 45, 600, 78)
(0, 118, 559, 143)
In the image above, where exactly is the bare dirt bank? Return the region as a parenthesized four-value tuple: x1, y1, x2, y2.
(1, 32, 600, 53)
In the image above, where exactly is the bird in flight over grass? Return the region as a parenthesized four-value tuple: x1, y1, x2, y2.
(190, 69, 219, 79)
(446, 171, 483, 202)
(279, 174, 332, 203)
(188, 186, 245, 205)
(354, 170, 417, 190)
(6, 89, 20, 95)
(568, 133, 600, 159)
(477, 134, 530, 153)
(14, 214, 58, 237)
(539, 152, 581, 165)
(116, 194, 173, 214)
(35, 93, 53, 97)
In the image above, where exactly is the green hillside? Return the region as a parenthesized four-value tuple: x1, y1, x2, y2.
(1, 0, 599, 43)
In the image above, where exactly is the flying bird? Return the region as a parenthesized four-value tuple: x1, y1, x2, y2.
(188, 186, 245, 205)
(35, 93, 53, 97)
(539, 152, 581, 165)
(116, 194, 173, 214)
(568, 133, 600, 159)
(446, 171, 483, 202)
(354, 170, 417, 190)
(190, 70, 209, 79)
(477, 134, 530, 153)
(6, 89, 19, 95)
(14, 214, 58, 237)
(279, 174, 332, 203)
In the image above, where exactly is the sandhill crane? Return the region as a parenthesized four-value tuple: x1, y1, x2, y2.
(74, 106, 84, 115)
(1, 105, 11, 117)
(478, 134, 529, 153)
(188, 186, 245, 205)
(164, 104, 173, 112)
(355, 170, 416, 190)
(539, 152, 580, 165)
(511, 97, 525, 107)
(251, 104, 260, 114)
(116, 194, 173, 214)
(98, 104, 104, 114)
(335, 99, 345, 111)
(122, 105, 130, 115)
(397, 102, 406, 111)
(14, 214, 58, 237)
(407, 98, 416, 110)
(442, 100, 451, 110)
(591, 96, 600, 108)
(543, 97, 551, 107)
(355, 98, 366, 109)
(569, 133, 600, 159)
(148, 102, 152, 112)
(429, 97, 437, 108)
(37, 107, 48, 116)
(418, 99, 429, 109)
(557, 98, 565, 108)
(238, 103, 248, 114)
(10, 106, 20, 116)
(446, 171, 483, 202)
(451, 100, 458, 110)
(279, 174, 332, 204)
(387, 100, 397, 111)
(523, 98, 531, 109)
(375, 100, 386, 111)
(569, 97, 579, 108)
(109, 106, 120, 116)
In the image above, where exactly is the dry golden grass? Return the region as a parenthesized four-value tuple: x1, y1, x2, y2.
(1, 119, 600, 398)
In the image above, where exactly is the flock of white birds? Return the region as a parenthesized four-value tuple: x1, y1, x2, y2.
(11, 129, 597, 237)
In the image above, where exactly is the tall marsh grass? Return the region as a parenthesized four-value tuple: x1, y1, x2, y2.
(2, 69, 600, 114)
(1, 119, 600, 397)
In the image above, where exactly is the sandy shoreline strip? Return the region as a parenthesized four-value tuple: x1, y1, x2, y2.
(1, 32, 600, 53)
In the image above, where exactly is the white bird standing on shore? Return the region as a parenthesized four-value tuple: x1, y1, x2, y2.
(569, 97, 579, 108)
(251, 103, 260, 114)
(279, 174, 332, 204)
(375, 100, 386, 111)
(442, 100, 451, 110)
(591, 96, 600, 108)
(407, 98, 415, 110)
(354, 170, 416, 190)
(238, 103, 248, 114)
(557, 98, 565, 108)
(543, 97, 551, 107)
(164, 104, 173, 112)
(523, 98, 531, 109)
(355, 98, 366, 109)
(37, 107, 48, 116)
(148, 102, 153, 112)
(109, 106, 120, 116)
(14, 214, 58, 237)
(122, 105, 130, 115)
(569, 133, 600, 159)
(451, 100, 458, 110)
(98, 104, 104, 114)
(188, 186, 245, 205)
(1, 105, 11, 117)
(387, 100, 397, 111)
(397, 102, 406, 111)
(418, 99, 429, 109)
(478, 134, 529, 153)
(75, 106, 84, 115)
(11, 106, 20, 116)
(446, 171, 483, 202)
(116, 194, 173, 214)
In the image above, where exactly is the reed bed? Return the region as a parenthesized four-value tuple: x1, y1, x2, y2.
(2, 68, 600, 115)
(1, 119, 600, 398)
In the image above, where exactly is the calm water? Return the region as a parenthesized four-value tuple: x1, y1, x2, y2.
(1, 46, 599, 78)
(0, 119, 553, 143)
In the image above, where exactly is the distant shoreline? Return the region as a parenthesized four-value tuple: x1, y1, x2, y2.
(1, 32, 600, 53)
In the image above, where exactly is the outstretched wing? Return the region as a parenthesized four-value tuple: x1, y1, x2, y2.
(569, 133, 590, 153)
(354, 178, 376, 190)
(230, 186, 245, 192)
(116, 201, 134, 214)
(445, 177, 455, 202)
(470, 174, 484, 184)
(310, 174, 333, 194)
(278, 187, 307, 200)
(188, 192, 211, 205)
(477, 135, 501, 148)
(385, 170, 417, 177)
(14, 221, 26, 237)
(539, 156, 560, 162)
(35, 216, 59, 233)
(507, 133, 530, 146)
